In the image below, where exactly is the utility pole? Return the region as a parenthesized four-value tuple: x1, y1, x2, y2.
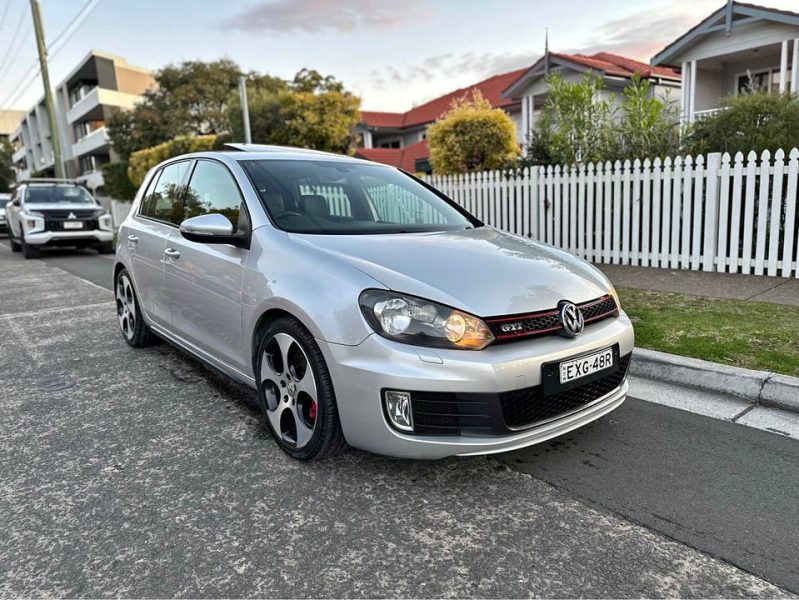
(239, 75, 252, 144)
(29, 0, 64, 178)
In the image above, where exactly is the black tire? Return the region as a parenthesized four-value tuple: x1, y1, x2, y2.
(21, 239, 40, 259)
(9, 229, 21, 252)
(256, 316, 347, 461)
(96, 242, 115, 254)
(115, 268, 157, 348)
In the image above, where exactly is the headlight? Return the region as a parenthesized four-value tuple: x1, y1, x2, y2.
(608, 284, 621, 311)
(21, 210, 44, 233)
(359, 290, 495, 350)
(98, 213, 112, 230)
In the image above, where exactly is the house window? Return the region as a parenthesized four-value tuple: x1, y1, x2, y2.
(737, 69, 792, 94)
(380, 141, 400, 149)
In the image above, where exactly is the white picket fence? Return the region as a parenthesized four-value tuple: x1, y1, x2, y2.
(424, 148, 799, 278)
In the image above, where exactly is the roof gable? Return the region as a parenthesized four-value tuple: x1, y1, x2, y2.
(502, 51, 680, 99)
(651, 1, 799, 66)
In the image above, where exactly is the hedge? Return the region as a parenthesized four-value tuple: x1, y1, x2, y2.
(128, 134, 217, 186)
(101, 162, 138, 201)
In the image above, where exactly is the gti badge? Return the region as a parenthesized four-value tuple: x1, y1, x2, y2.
(500, 322, 524, 333)
(558, 301, 584, 337)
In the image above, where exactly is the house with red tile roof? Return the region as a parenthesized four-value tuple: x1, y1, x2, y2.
(502, 52, 681, 144)
(650, 2, 799, 123)
(356, 51, 681, 173)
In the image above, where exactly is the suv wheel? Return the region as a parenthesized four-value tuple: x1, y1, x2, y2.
(115, 268, 156, 347)
(256, 316, 347, 461)
(21, 239, 40, 259)
(9, 228, 21, 252)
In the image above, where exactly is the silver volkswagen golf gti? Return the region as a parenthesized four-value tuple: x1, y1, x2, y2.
(114, 145, 634, 460)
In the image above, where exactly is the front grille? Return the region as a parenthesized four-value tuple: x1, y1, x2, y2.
(45, 218, 99, 231)
(499, 354, 631, 429)
(486, 295, 619, 342)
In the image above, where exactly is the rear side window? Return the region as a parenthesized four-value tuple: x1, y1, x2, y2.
(183, 160, 243, 228)
(139, 161, 190, 225)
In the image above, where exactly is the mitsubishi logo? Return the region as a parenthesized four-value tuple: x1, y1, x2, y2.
(558, 301, 585, 337)
(67, 212, 77, 220)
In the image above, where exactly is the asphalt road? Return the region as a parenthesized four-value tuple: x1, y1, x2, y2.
(0, 240, 797, 597)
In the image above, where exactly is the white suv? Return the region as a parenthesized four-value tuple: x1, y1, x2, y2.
(6, 179, 114, 258)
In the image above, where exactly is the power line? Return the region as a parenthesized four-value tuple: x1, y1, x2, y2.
(0, 2, 30, 74)
(0, 0, 102, 119)
(0, 22, 32, 82)
(0, 0, 14, 34)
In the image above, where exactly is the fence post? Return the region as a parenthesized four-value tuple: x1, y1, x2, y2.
(702, 152, 721, 271)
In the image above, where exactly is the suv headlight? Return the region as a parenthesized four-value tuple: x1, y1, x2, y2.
(98, 212, 112, 230)
(359, 290, 495, 350)
(21, 210, 44, 233)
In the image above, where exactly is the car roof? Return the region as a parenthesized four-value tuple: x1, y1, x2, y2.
(175, 144, 386, 168)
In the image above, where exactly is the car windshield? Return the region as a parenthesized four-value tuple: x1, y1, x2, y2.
(241, 159, 479, 234)
(26, 185, 96, 204)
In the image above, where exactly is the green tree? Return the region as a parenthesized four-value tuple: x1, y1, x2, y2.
(228, 73, 289, 143)
(684, 91, 799, 156)
(614, 73, 681, 160)
(0, 139, 15, 192)
(526, 72, 614, 166)
(108, 59, 241, 158)
(101, 162, 138, 200)
(146, 59, 241, 136)
(427, 91, 518, 174)
(229, 70, 360, 153)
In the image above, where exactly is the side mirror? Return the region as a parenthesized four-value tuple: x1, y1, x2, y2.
(179, 213, 247, 247)
(12, 198, 20, 207)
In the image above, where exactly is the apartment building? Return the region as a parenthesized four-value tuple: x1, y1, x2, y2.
(10, 50, 154, 192)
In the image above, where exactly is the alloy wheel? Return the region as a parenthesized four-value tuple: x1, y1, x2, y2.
(115, 274, 137, 340)
(261, 332, 318, 449)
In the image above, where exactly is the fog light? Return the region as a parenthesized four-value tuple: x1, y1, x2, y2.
(384, 390, 413, 432)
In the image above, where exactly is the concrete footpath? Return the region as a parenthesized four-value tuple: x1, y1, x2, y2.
(598, 264, 799, 306)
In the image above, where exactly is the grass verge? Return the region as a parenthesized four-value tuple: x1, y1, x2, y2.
(618, 287, 799, 377)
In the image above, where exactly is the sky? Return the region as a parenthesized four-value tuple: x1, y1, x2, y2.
(1, 0, 798, 116)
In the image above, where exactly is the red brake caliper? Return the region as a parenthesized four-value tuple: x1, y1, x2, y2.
(308, 400, 317, 420)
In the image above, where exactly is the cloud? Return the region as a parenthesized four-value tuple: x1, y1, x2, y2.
(566, 0, 720, 61)
(221, 0, 424, 34)
(368, 50, 539, 91)
(359, 50, 539, 111)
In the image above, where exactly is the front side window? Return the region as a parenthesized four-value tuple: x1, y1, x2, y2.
(139, 160, 190, 225)
(241, 159, 477, 235)
(183, 160, 242, 227)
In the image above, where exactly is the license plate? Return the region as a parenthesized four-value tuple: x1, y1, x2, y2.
(63, 221, 83, 229)
(559, 347, 615, 384)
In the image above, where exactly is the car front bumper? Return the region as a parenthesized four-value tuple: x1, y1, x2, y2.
(319, 311, 635, 459)
(23, 229, 113, 246)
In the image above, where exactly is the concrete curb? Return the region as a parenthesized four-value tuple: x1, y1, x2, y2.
(630, 348, 799, 414)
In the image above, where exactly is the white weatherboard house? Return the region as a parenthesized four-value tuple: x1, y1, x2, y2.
(501, 52, 681, 142)
(651, 1, 799, 123)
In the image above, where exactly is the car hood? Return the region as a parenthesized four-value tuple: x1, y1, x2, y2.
(290, 227, 612, 316)
(24, 203, 102, 212)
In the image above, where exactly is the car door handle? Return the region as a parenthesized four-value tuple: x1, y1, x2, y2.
(164, 248, 181, 260)
(127, 234, 139, 244)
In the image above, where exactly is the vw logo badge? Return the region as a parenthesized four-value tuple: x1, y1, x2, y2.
(558, 301, 584, 337)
